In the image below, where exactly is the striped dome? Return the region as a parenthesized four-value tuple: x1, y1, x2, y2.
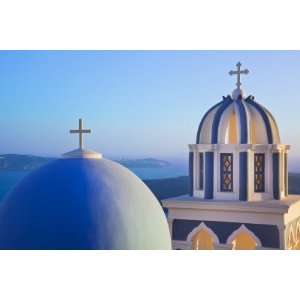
(196, 95, 280, 145)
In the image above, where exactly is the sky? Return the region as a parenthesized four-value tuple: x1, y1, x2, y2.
(0, 51, 299, 170)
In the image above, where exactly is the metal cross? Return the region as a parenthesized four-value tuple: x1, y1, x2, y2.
(70, 118, 91, 150)
(229, 62, 249, 89)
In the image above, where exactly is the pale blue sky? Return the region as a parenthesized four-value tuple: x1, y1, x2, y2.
(0, 51, 299, 170)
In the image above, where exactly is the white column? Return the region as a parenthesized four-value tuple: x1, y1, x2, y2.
(277, 224, 286, 249)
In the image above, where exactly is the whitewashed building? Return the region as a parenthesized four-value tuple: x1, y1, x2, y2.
(162, 62, 300, 250)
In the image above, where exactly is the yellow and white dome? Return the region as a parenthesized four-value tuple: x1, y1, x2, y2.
(196, 94, 280, 145)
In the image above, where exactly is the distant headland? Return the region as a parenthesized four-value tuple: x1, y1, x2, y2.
(0, 154, 171, 171)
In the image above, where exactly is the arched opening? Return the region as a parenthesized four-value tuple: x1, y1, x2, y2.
(227, 225, 261, 250)
(231, 232, 257, 250)
(192, 229, 215, 250)
(294, 223, 300, 250)
(187, 223, 219, 250)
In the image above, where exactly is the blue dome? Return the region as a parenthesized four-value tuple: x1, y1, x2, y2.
(0, 158, 171, 249)
(196, 95, 280, 145)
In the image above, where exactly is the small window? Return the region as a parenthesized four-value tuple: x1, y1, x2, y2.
(220, 153, 233, 192)
(254, 153, 265, 193)
(199, 153, 204, 190)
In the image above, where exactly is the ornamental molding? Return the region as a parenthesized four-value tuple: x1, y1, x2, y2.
(162, 197, 291, 214)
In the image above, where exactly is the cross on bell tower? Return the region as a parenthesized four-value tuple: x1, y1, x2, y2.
(229, 62, 249, 89)
(70, 118, 91, 150)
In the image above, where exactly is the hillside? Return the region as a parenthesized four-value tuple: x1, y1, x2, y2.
(145, 174, 300, 201)
(144, 176, 189, 200)
(289, 173, 300, 194)
(119, 158, 171, 168)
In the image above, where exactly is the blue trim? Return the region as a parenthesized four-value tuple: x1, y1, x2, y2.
(245, 97, 274, 144)
(211, 98, 233, 144)
(204, 152, 214, 199)
(284, 153, 288, 197)
(199, 152, 204, 190)
(189, 152, 194, 196)
(196, 100, 223, 144)
(273, 153, 280, 200)
(239, 152, 248, 201)
(264, 107, 280, 143)
(236, 100, 248, 144)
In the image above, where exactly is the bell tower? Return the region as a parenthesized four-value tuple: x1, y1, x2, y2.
(162, 62, 300, 250)
(190, 62, 289, 202)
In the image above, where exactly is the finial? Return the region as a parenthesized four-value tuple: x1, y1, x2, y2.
(229, 62, 249, 89)
(63, 118, 102, 159)
(70, 118, 91, 150)
(229, 62, 249, 100)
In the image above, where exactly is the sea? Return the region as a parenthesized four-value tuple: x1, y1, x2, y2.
(0, 165, 187, 201)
